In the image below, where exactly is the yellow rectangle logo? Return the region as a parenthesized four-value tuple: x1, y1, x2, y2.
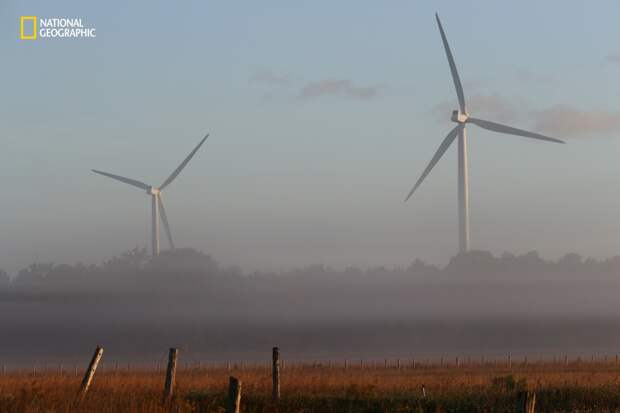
(20, 16, 37, 40)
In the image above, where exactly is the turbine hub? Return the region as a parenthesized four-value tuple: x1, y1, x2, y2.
(451, 110, 468, 124)
(148, 187, 160, 195)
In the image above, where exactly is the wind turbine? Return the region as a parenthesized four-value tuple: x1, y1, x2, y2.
(405, 14, 564, 253)
(92, 134, 209, 256)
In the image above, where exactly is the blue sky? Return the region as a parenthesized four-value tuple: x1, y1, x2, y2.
(1, 1, 619, 273)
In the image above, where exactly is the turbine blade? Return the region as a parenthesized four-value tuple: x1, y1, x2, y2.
(159, 134, 210, 190)
(91, 169, 150, 190)
(436, 13, 466, 112)
(467, 117, 565, 144)
(405, 125, 462, 202)
(158, 195, 174, 250)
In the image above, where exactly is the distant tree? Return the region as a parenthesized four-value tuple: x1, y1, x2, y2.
(500, 252, 516, 261)
(558, 253, 582, 268)
(445, 250, 497, 275)
(102, 247, 149, 273)
(13, 262, 54, 288)
(145, 248, 218, 275)
(407, 258, 438, 275)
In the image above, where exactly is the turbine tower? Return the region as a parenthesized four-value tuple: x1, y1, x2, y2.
(92, 134, 209, 256)
(405, 14, 565, 253)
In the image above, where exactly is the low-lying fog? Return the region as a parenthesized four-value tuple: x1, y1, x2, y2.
(1, 248, 620, 365)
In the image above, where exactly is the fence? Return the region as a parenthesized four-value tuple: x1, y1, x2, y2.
(5, 347, 619, 412)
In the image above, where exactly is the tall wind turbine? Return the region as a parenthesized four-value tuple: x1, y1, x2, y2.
(92, 134, 209, 256)
(405, 14, 564, 253)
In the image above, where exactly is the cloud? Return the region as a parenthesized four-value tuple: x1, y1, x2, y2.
(433, 94, 521, 123)
(250, 69, 291, 86)
(531, 105, 620, 137)
(432, 94, 619, 138)
(298, 79, 381, 100)
(605, 53, 620, 64)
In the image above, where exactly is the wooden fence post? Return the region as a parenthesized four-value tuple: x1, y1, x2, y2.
(517, 391, 536, 413)
(227, 376, 242, 413)
(163, 348, 178, 403)
(77, 346, 104, 401)
(272, 347, 281, 402)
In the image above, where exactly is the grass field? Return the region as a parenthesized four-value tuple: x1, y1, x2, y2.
(3, 360, 620, 412)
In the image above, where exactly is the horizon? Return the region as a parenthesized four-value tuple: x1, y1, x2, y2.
(2, 246, 619, 278)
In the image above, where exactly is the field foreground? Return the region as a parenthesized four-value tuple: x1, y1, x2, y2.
(3, 361, 620, 412)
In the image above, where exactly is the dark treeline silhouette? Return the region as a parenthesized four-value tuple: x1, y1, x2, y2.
(3, 248, 620, 362)
(4, 248, 620, 291)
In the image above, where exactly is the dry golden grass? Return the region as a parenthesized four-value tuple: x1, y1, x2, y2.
(3, 361, 620, 412)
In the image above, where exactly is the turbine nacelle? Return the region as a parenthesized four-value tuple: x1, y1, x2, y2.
(451, 110, 468, 124)
(148, 187, 161, 196)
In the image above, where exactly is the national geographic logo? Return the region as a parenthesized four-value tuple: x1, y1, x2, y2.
(20, 16, 96, 40)
(19, 16, 37, 40)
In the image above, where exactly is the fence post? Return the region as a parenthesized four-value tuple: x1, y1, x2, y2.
(77, 346, 104, 401)
(272, 347, 281, 402)
(163, 348, 178, 403)
(517, 391, 536, 413)
(227, 376, 242, 413)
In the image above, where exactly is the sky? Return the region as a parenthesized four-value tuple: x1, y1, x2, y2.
(1, 1, 619, 274)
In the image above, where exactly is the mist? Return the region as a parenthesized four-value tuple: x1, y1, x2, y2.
(2, 248, 620, 365)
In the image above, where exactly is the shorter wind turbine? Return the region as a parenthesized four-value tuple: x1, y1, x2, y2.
(405, 14, 565, 253)
(92, 134, 209, 256)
